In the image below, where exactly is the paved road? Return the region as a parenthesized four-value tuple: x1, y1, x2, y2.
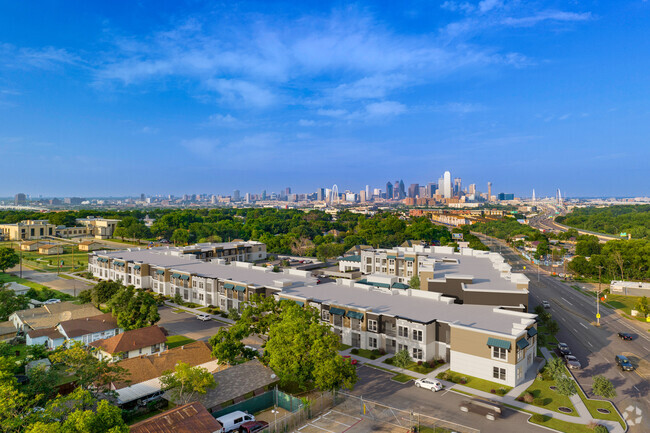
(350, 366, 549, 433)
(7, 266, 93, 296)
(478, 234, 650, 432)
(157, 306, 227, 341)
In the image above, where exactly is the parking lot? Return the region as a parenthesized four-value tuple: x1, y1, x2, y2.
(157, 306, 228, 341)
(298, 408, 406, 433)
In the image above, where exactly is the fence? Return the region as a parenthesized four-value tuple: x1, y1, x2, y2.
(268, 391, 336, 433)
(212, 389, 305, 419)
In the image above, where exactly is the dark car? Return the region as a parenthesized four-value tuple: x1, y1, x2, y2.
(618, 332, 633, 341)
(240, 421, 269, 433)
(615, 355, 635, 371)
(557, 342, 571, 356)
(459, 399, 502, 421)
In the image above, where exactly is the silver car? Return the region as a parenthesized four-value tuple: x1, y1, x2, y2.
(565, 355, 581, 369)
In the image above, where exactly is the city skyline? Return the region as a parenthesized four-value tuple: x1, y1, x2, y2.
(2, 1, 650, 197)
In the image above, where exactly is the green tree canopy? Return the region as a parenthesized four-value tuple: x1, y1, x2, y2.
(0, 284, 29, 321)
(0, 247, 19, 273)
(160, 362, 216, 405)
(592, 375, 616, 399)
(107, 285, 160, 330)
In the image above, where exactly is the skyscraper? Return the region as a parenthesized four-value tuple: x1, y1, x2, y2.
(365, 185, 370, 200)
(399, 180, 406, 199)
(316, 188, 325, 201)
(443, 171, 452, 198)
(385, 182, 394, 199)
(233, 190, 240, 201)
(468, 184, 476, 195)
(14, 193, 26, 205)
(487, 182, 492, 202)
(427, 182, 436, 198)
(408, 183, 419, 198)
(454, 178, 462, 197)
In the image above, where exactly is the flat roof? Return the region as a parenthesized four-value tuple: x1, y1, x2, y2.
(280, 282, 531, 336)
(95, 249, 202, 268)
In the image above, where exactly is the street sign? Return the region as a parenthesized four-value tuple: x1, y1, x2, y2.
(596, 313, 601, 319)
(601, 297, 605, 301)
(620, 233, 627, 237)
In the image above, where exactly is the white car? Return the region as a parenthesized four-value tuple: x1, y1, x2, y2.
(44, 299, 61, 304)
(414, 378, 443, 392)
(542, 300, 551, 309)
(196, 314, 211, 321)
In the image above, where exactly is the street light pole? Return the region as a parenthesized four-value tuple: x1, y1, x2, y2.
(596, 266, 603, 326)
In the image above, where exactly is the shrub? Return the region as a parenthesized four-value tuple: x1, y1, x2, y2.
(372, 349, 380, 355)
(350, 348, 359, 355)
(593, 425, 608, 433)
(459, 378, 467, 384)
(385, 357, 394, 365)
(417, 360, 423, 366)
(531, 414, 546, 423)
(369, 354, 377, 360)
(496, 387, 508, 396)
(533, 398, 545, 406)
(523, 392, 534, 403)
(378, 348, 386, 355)
(490, 389, 496, 394)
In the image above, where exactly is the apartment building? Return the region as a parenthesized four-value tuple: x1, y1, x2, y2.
(278, 279, 537, 387)
(0, 220, 56, 241)
(343, 245, 530, 311)
(75, 217, 120, 239)
(87, 243, 537, 387)
(173, 240, 266, 263)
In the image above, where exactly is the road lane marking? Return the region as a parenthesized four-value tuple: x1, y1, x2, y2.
(573, 328, 579, 333)
(634, 386, 640, 391)
(580, 323, 588, 329)
(618, 371, 625, 378)
(586, 341, 593, 348)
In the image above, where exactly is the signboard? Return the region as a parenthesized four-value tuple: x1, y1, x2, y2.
(452, 233, 463, 240)
(596, 314, 601, 319)
(620, 233, 627, 237)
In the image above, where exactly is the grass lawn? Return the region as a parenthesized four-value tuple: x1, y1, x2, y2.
(352, 348, 380, 359)
(436, 370, 512, 395)
(502, 406, 597, 433)
(602, 294, 648, 322)
(521, 376, 578, 417)
(0, 273, 49, 290)
(392, 373, 416, 383)
(165, 335, 196, 349)
(338, 343, 352, 351)
(575, 385, 626, 429)
(416, 426, 458, 433)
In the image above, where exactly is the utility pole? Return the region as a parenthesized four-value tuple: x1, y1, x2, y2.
(596, 266, 603, 326)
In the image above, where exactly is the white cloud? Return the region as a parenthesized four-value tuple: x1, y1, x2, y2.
(298, 119, 316, 126)
(365, 101, 406, 117)
(205, 79, 275, 107)
(441, 2, 476, 14)
(478, 0, 503, 14)
(206, 113, 239, 126)
(181, 138, 219, 156)
(317, 108, 348, 118)
(501, 11, 592, 27)
(140, 126, 159, 134)
(0, 44, 80, 70)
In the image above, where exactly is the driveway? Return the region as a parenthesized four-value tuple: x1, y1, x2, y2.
(7, 266, 93, 296)
(157, 306, 228, 341)
(350, 365, 549, 433)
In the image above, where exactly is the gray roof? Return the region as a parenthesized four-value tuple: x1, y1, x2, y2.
(280, 282, 532, 336)
(430, 254, 524, 293)
(170, 359, 277, 408)
(172, 262, 311, 287)
(96, 249, 201, 267)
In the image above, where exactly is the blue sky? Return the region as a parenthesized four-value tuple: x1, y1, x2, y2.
(1, 1, 649, 198)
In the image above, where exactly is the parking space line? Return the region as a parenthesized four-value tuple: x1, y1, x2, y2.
(321, 416, 351, 427)
(307, 423, 336, 433)
(330, 410, 361, 421)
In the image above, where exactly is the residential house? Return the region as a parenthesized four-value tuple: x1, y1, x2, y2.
(0, 321, 16, 342)
(129, 402, 222, 433)
(110, 341, 218, 406)
(26, 313, 121, 349)
(9, 302, 102, 331)
(78, 240, 104, 252)
(90, 325, 166, 362)
(3, 282, 30, 296)
(20, 241, 46, 252)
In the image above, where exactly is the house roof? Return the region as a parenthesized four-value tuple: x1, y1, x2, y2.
(4, 282, 30, 293)
(58, 313, 118, 338)
(39, 244, 62, 250)
(170, 359, 277, 409)
(89, 325, 166, 355)
(80, 240, 101, 246)
(27, 327, 65, 340)
(0, 321, 16, 336)
(11, 302, 103, 330)
(129, 402, 222, 433)
(112, 341, 214, 389)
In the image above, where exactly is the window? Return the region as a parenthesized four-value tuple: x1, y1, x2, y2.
(517, 348, 524, 362)
(493, 367, 506, 381)
(492, 346, 507, 360)
(398, 344, 409, 353)
(321, 310, 330, 321)
(412, 348, 423, 360)
(407, 261, 413, 267)
(368, 337, 378, 348)
(398, 326, 409, 337)
(412, 329, 423, 341)
(367, 319, 378, 332)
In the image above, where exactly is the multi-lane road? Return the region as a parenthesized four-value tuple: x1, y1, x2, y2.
(478, 234, 650, 432)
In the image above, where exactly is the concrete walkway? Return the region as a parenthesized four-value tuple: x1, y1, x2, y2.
(338, 348, 449, 380)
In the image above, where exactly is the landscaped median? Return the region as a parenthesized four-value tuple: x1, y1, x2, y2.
(504, 405, 609, 433)
(436, 370, 512, 396)
(517, 374, 578, 416)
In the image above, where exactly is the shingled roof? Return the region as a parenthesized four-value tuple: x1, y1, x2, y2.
(89, 325, 165, 355)
(58, 313, 119, 338)
(11, 302, 102, 330)
(129, 402, 222, 433)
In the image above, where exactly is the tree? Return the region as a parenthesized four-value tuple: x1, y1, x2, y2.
(160, 362, 216, 405)
(107, 285, 160, 330)
(0, 284, 29, 321)
(171, 228, 190, 245)
(0, 247, 19, 273)
(408, 276, 420, 290)
(49, 343, 127, 397)
(91, 280, 123, 309)
(392, 349, 411, 369)
(78, 289, 92, 304)
(545, 357, 565, 380)
(592, 375, 616, 398)
(555, 375, 577, 396)
(173, 292, 184, 306)
(209, 327, 246, 365)
(547, 320, 559, 335)
(24, 365, 60, 407)
(634, 296, 649, 317)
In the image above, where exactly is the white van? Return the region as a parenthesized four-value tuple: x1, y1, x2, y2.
(216, 411, 255, 433)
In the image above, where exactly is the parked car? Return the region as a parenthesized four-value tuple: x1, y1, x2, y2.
(216, 411, 255, 433)
(557, 342, 571, 356)
(615, 355, 635, 371)
(342, 355, 358, 365)
(564, 355, 581, 369)
(239, 421, 269, 433)
(138, 390, 165, 407)
(196, 314, 211, 321)
(44, 299, 61, 305)
(459, 399, 502, 421)
(618, 332, 633, 341)
(542, 300, 551, 309)
(414, 378, 443, 392)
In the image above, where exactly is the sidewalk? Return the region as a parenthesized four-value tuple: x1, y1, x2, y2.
(164, 301, 235, 325)
(338, 348, 449, 380)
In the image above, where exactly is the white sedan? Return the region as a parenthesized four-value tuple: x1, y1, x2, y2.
(414, 378, 443, 392)
(196, 314, 212, 321)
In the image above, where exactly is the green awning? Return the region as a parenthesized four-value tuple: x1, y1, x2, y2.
(387, 255, 396, 259)
(516, 338, 530, 350)
(342, 255, 361, 262)
(487, 337, 511, 350)
(233, 285, 246, 292)
(372, 282, 391, 288)
(404, 257, 415, 261)
(115, 262, 124, 267)
(133, 265, 141, 270)
(527, 327, 538, 338)
(224, 283, 234, 289)
(329, 307, 345, 316)
(172, 273, 181, 278)
(392, 283, 409, 289)
(180, 274, 189, 281)
(346, 311, 364, 320)
(156, 269, 164, 275)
